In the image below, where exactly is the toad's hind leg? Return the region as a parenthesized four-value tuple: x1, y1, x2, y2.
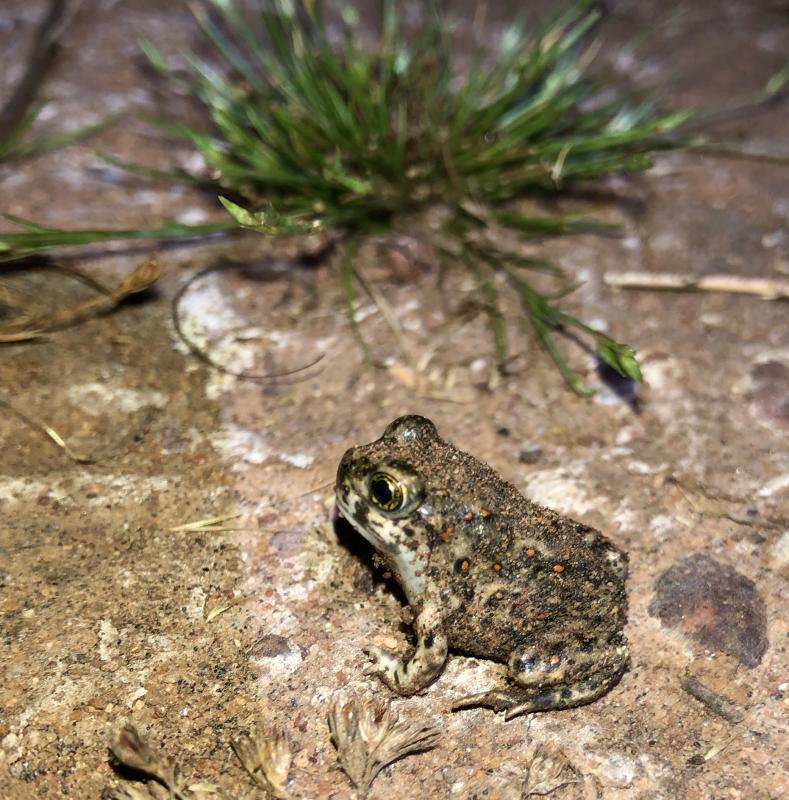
(452, 641, 629, 719)
(501, 671, 624, 720)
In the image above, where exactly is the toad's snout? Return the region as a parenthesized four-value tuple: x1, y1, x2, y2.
(335, 449, 355, 504)
(336, 448, 351, 481)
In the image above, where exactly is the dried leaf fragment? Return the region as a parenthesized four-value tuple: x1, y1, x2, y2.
(204, 603, 232, 622)
(232, 726, 293, 799)
(604, 270, 789, 300)
(522, 740, 579, 797)
(109, 724, 188, 800)
(0, 258, 160, 339)
(328, 693, 440, 798)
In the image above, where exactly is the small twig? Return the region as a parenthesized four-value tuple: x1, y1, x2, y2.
(0, 258, 161, 338)
(667, 474, 747, 505)
(681, 676, 746, 724)
(699, 733, 741, 765)
(721, 512, 784, 531)
(604, 271, 789, 300)
(695, 143, 789, 167)
(169, 512, 242, 532)
(205, 603, 233, 622)
(0, 329, 44, 342)
(0, 396, 91, 463)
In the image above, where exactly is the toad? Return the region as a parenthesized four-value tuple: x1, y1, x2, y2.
(335, 415, 629, 718)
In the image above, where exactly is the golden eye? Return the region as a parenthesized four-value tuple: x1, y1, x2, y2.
(369, 473, 404, 511)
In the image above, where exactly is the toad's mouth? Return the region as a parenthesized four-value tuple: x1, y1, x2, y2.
(334, 495, 355, 529)
(335, 490, 375, 540)
(335, 490, 427, 600)
(336, 490, 401, 556)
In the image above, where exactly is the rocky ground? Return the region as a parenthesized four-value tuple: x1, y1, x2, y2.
(1, 1, 787, 798)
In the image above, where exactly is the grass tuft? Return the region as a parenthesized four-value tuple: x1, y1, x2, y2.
(2, 0, 703, 392)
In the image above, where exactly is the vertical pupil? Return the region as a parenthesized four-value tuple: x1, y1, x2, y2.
(373, 479, 393, 506)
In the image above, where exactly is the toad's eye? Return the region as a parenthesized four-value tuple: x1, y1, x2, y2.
(369, 473, 405, 511)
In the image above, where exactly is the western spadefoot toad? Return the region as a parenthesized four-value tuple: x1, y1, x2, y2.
(335, 415, 629, 718)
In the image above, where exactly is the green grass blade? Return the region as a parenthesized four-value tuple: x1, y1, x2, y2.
(2, 0, 715, 394)
(0, 216, 239, 262)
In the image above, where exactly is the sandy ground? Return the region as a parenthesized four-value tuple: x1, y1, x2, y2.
(1, 1, 787, 798)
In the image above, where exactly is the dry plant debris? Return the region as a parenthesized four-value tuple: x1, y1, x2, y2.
(108, 723, 220, 800)
(0, 395, 91, 463)
(170, 265, 325, 384)
(109, 721, 293, 799)
(170, 513, 243, 533)
(108, 785, 219, 800)
(0, 258, 160, 341)
(328, 693, 441, 798)
(604, 271, 789, 300)
(521, 741, 580, 798)
(106, 707, 588, 797)
(231, 727, 293, 799)
(681, 675, 747, 724)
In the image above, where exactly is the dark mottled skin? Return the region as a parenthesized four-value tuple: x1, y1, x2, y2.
(336, 415, 629, 717)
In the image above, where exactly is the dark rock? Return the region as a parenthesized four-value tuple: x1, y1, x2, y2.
(648, 553, 768, 668)
(518, 445, 542, 464)
(248, 634, 291, 658)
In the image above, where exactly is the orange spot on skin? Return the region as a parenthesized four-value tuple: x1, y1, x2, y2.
(481, 509, 491, 519)
(550, 654, 560, 665)
(553, 564, 565, 573)
(461, 560, 470, 571)
(526, 548, 536, 557)
(495, 591, 503, 600)
(493, 563, 501, 572)
(464, 511, 474, 521)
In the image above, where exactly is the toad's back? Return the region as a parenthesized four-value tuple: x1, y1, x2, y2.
(336, 415, 630, 716)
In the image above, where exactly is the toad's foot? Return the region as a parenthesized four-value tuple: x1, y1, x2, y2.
(362, 632, 447, 695)
(453, 670, 627, 719)
(452, 688, 529, 715)
(362, 645, 403, 691)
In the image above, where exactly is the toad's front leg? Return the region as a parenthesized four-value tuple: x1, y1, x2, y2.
(363, 598, 448, 695)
